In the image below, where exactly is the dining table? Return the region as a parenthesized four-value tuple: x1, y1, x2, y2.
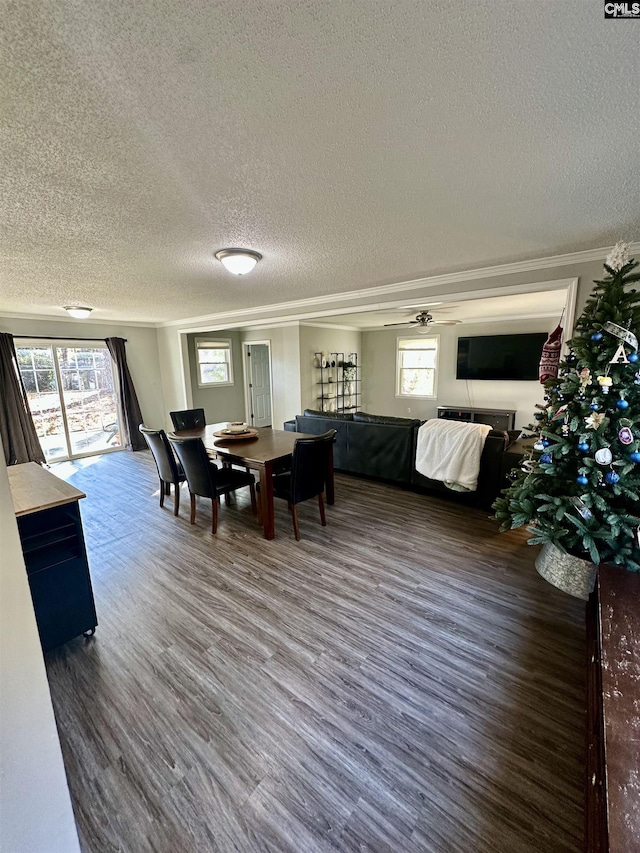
(175, 423, 335, 539)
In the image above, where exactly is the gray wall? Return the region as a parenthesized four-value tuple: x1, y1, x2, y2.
(298, 325, 362, 412)
(186, 331, 246, 424)
(363, 317, 557, 430)
(0, 316, 165, 429)
(241, 326, 302, 427)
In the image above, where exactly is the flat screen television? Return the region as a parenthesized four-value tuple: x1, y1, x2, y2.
(456, 333, 547, 381)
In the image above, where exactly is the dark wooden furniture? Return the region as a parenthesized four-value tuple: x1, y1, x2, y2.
(437, 405, 516, 431)
(586, 564, 640, 852)
(169, 408, 206, 431)
(270, 429, 337, 540)
(8, 462, 97, 654)
(139, 424, 186, 516)
(167, 435, 257, 534)
(177, 424, 335, 540)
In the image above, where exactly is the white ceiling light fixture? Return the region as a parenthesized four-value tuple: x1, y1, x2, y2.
(64, 306, 93, 319)
(215, 248, 262, 275)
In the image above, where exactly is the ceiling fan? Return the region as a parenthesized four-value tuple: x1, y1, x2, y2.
(384, 310, 461, 329)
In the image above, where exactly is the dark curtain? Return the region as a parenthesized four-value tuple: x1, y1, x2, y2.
(105, 337, 146, 451)
(0, 333, 46, 465)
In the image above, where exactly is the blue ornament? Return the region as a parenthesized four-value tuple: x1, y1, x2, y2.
(616, 398, 629, 410)
(605, 471, 620, 485)
(576, 475, 589, 486)
(541, 439, 550, 447)
(630, 452, 640, 463)
(540, 453, 552, 464)
(589, 403, 599, 411)
(629, 352, 639, 364)
(577, 442, 589, 452)
(534, 413, 545, 421)
(591, 332, 603, 341)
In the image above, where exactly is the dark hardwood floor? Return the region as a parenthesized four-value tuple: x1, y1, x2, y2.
(46, 449, 586, 852)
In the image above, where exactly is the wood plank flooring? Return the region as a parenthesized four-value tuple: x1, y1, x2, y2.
(45, 450, 586, 852)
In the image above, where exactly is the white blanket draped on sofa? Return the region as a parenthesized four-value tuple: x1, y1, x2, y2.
(415, 419, 491, 492)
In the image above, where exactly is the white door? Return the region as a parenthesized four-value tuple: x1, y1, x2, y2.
(249, 344, 272, 427)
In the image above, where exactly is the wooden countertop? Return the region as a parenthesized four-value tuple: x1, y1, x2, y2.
(7, 462, 85, 517)
(597, 564, 640, 851)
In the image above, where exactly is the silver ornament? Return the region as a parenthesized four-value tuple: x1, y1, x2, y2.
(594, 447, 613, 466)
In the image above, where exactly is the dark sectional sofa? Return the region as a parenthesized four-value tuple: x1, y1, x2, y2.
(284, 409, 520, 507)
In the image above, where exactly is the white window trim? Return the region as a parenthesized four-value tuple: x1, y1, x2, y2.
(395, 334, 440, 400)
(196, 338, 234, 388)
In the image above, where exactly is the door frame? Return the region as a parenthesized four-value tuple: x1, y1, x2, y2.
(242, 340, 273, 427)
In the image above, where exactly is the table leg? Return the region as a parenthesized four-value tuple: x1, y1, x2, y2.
(259, 465, 275, 540)
(325, 446, 335, 505)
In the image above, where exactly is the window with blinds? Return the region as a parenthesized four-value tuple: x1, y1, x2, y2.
(396, 336, 439, 398)
(196, 339, 234, 386)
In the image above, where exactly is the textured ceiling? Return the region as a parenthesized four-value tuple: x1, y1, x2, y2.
(1, 1, 639, 323)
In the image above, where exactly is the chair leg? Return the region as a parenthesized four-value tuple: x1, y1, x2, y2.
(249, 483, 257, 515)
(224, 491, 231, 506)
(190, 492, 196, 525)
(159, 478, 165, 508)
(165, 482, 171, 495)
(211, 497, 219, 534)
(318, 493, 326, 526)
(174, 482, 180, 517)
(291, 504, 300, 541)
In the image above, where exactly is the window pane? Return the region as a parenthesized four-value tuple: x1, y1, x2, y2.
(401, 350, 437, 369)
(198, 347, 228, 364)
(200, 363, 229, 383)
(400, 368, 434, 396)
(397, 337, 438, 397)
(56, 346, 122, 456)
(196, 339, 233, 384)
(16, 346, 67, 461)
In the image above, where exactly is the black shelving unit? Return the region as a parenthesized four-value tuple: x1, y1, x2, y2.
(314, 351, 361, 413)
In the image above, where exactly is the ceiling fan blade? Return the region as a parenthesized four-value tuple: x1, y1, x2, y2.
(383, 321, 417, 327)
(431, 319, 462, 325)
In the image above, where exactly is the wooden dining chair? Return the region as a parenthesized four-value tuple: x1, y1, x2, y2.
(139, 425, 186, 516)
(169, 408, 206, 431)
(167, 435, 257, 534)
(270, 429, 336, 540)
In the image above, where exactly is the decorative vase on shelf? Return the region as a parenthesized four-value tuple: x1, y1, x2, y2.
(534, 541, 597, 601)
(313, 354, 320, 368)
(343, 365, 356, 382)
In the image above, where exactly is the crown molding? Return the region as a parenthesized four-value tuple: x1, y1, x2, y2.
(157, 243, 640, 330)
(0, 311, 157, 328)
(299, 321, 361, 331)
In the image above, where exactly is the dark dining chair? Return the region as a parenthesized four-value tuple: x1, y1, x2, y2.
(167, 435, 257, 534)
(170, 408, 206, 431)
(270, 429, 336, 540)
(139, 425, 187, 516)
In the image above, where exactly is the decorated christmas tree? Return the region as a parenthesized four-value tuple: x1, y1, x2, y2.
(494, 242, 640, 572)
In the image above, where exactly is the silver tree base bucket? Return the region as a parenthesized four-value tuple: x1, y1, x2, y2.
(535, 541, 597, 600)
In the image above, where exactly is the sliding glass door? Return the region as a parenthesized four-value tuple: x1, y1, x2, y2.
(16, 341, 122, 462)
